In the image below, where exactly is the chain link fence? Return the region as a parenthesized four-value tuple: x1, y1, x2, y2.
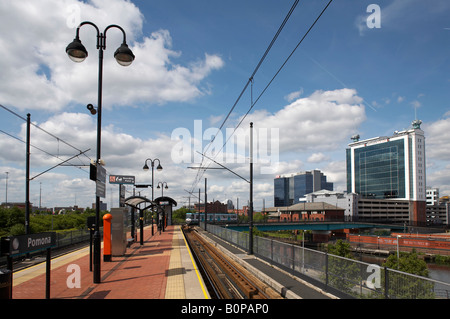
(204, 223, 450, 299)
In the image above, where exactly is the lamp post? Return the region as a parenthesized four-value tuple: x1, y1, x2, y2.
(157, 182, 168, 231)
(143, 158, 162, 201)
(157, 182, 168, 197)
(143, 158, 162, 232)
(66, 21, 135, 284)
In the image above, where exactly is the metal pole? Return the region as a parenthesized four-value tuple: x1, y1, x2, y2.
(46, 248, 51, 299)
(93, 39, 104, 284)
(5, 172, 8, 205)
(89, 229, 93, 271)
(152, 161, 156, 233)
(204, 178, 207, 231)
(140, 210, 143, 245)
(249, 122, 254, 255)
(25, 114, 30, 235)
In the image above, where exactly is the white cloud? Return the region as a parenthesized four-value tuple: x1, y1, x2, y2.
(307, 152, 330, 163)
(427, 165, 450, 196)
(0, 109, 202, 207)
(284, 88, 303, 102)
(411, 100, 422, 109)
(423, 117, 450, 161)
(322, 160, 347, 191)
(0, 0, 224, 111)
(421, 115, 450, 196)
(241, 88, 366, 154)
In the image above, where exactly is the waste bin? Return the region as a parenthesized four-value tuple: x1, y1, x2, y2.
(0, 269, 12, 299)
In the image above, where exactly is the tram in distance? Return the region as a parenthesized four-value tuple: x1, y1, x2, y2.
(186, 212, 238, 225)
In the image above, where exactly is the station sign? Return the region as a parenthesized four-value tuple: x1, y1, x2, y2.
(1, 232, 56, 257)
(109, 175, 135, 185)
(96, 180, 106, 198)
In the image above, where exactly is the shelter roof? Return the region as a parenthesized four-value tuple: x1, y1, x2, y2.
(154, 196, 177, 207)
(124, 196, 157, 210)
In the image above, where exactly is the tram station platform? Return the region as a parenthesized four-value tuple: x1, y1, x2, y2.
(11, 225, 209, 299)
(10, 224, 335, 300)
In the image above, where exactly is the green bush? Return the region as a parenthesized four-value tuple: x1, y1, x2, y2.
(0, 207, 97, 235)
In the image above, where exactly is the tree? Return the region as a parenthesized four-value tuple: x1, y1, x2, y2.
(172, 207, 193, 224)
(382, 250, 434, 299)
(325, 240, 360, 295)
(383, 250, 428, 277)
(327, 239, 353, 258)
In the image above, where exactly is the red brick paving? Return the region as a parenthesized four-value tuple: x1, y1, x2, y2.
(13, 225, 176, 299)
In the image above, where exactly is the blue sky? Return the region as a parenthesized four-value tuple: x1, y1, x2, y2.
(1, 0, 450, 210)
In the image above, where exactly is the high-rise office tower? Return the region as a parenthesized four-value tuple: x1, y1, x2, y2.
(274, 170, 333, 207)
(346, 119, 426, 224)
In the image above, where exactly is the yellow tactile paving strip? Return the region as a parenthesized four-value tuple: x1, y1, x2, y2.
(164, 229, 186, 298)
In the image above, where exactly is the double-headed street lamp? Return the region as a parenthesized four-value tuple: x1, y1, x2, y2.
(142, 158, 162, 201)
(66, 21, 135, 284)
(143, 158, 162, 232)
(157, 182, 168, 197)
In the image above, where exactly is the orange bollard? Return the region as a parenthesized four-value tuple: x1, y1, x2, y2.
(103, 213, 112, 262)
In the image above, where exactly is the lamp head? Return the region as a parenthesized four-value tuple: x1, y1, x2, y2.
(156, 163, 163, 171)
(114, 43, 135, 66)
(66, 37, 88, 63)
(143, 163, 149, 171)
(87, 104, 97, 115)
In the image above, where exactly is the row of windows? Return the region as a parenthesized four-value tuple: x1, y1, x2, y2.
(352, 140, 406, 199)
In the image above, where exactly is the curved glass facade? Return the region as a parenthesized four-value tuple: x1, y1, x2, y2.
(353, 139, 405, 199)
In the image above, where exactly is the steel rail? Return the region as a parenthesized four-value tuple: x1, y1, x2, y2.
(182, 226, 282, 299)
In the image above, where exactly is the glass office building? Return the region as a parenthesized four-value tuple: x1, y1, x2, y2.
(348, 139, 406, 199)
(346, 120, 426, 224)
(274, 170, 333, 207)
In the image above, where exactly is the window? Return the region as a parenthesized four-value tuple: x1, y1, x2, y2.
(354, 140, 405, 199)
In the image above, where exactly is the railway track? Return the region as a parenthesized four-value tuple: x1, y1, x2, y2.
(182, 226, 283, 299)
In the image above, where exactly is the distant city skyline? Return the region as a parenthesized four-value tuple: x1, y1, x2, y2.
(1, 1, 450, 210)
(274, 170, 333, 207)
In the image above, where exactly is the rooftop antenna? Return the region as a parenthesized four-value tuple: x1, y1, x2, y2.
(412, 102, 422, 129)
(414, 101, 417, 121)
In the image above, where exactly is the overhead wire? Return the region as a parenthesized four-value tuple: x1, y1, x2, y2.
(0, 104, 92, 161)
(190, 0, 334, 193)
(0, 104, 92, 175)
(190, 0, 300, 193)
(232, 0, 334, 135)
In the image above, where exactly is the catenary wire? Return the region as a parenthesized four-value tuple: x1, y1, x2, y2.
(190, 0, 334, 193)
(0, 128, 90, 175)
(190, 0, 300, 192)
(0, 103, 92, 162)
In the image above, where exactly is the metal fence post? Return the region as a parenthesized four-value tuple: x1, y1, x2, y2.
(291, 244, 295, 272)
(270, 239, 273, 261)
(325, 252, 329, 288)
(384, 266, 389, 299)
